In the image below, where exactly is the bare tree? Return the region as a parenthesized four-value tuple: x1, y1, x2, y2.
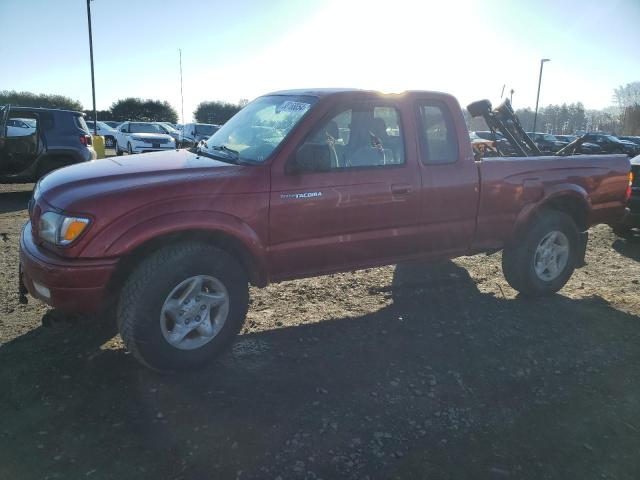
(613, 82, 640, 109)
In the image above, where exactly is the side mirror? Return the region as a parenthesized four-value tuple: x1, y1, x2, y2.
(291, 144, 331, 173)
(120, 128, 127, 133)
(191, 130, 196, 136)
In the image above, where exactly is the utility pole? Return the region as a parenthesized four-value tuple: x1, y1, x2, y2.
(532, 58, 550, 134)
(86, 0, 97, 135)
(179, 49, 184, 124)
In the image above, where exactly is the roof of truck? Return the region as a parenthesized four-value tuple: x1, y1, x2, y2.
(266, 88, 365, 97)
(265, 88, 454, 99)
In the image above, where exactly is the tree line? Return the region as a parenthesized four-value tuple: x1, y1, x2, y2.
(3, 86, 639, 135)
(465, 82, 640, 135)
(0, 90, 246, 125)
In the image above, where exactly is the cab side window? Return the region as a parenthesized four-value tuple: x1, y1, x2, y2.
(294, 103, 405, 172)
(418, 103, 459, 165)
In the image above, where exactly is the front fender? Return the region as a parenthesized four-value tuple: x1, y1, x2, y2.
(80, 210, 269, 275)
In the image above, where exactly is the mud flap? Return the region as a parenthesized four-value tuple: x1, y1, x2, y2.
(575, 231, 588, 268)
(17, 264, 28, 304)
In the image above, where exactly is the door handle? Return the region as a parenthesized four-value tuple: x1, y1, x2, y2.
(391, 184, 412, 196)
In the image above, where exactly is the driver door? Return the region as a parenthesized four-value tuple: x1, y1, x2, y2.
(268, 99, 422, 280)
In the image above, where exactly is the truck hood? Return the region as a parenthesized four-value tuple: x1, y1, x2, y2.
(37, 149, 247, 210)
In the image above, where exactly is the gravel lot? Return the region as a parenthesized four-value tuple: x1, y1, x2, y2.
(2, 178, 640, 479)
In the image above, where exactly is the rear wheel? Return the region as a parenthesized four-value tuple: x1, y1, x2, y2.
(502, 210, 579, 296)
(117, 242, 249, 371)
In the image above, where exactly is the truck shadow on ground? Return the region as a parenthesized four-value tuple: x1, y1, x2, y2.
(2, 261, 640, 479)
(612, 236, 640, 261)
(0, 190, 31, 214)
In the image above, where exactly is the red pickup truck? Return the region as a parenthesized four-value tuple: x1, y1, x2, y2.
(19, 89, 631, 371)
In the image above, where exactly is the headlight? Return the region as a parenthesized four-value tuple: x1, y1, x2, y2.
(39, 211, 91, 246)
(168, 137, 175, 142)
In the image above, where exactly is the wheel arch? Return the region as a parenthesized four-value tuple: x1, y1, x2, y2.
(512, 186, 591, 242)
(106, 228, 267, 299)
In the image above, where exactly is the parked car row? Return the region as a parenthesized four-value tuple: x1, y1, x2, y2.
(470, 130, 640, 157)
(85, 120, 221, 152)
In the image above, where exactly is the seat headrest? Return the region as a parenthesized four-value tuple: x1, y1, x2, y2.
(371, 118, 388, 138)
(325, 120, 339, 140)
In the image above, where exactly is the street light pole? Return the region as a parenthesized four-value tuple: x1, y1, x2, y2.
(179, 49, 184, 124)
(532, 58, 550, 134)
(85, 0, 97, 135)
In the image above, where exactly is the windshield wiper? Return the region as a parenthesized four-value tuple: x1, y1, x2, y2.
(196, 145, 258, 166)
(195, 147, 238, 165)
(211, 144, 240, 160)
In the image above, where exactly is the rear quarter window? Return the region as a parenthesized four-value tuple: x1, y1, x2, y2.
(417, 102, 459, 165)
(73, 114, 90, 134)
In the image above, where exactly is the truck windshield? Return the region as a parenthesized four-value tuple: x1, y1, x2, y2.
(203, 95, 317, 163)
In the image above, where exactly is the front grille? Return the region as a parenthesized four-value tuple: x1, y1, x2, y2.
(144, 138, 169, 144)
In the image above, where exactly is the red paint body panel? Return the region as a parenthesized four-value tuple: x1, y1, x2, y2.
(20, 222, 117, 312)
(19, 89, 631, 314)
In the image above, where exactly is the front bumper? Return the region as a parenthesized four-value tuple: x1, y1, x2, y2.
(620, 191, 640, 227)
(19, 222, 118, 313)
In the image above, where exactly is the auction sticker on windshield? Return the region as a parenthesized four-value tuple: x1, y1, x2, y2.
(276, 101, 310, 113)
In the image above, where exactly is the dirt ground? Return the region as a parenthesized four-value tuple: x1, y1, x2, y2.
(2, 179, 640, 480)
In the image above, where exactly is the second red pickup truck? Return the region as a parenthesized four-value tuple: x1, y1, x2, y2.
(20, 89, 631, 370)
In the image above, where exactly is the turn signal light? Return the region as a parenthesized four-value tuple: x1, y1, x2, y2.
(62, 218, 90, 242)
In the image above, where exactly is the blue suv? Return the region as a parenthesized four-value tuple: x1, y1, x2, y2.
(0, 105, 97, 183)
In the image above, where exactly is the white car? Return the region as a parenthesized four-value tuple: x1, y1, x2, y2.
(114, 121, 176, 156)
(6, 118, 36, 137)
(86, 120, 117, 147)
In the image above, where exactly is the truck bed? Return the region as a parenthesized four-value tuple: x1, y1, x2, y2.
(472, 154, 630, 251)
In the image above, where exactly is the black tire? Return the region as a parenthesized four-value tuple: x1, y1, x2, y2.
(117, 242, 249, 371)
(127, 142, 133, 155)
(115, 141, 123, 156)
(502, 210, 579, 296)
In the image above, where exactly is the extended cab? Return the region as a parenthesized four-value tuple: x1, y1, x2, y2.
(19, 89, 630, 371)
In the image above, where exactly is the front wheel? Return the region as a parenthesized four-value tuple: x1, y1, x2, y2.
(502, 210, 579, 296)
(117, 242, 249, 371)
(115, 141, 123, 156)
(127, 142, 133, 155)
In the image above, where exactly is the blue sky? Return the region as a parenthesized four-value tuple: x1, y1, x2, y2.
(1, 0, 639, 122)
